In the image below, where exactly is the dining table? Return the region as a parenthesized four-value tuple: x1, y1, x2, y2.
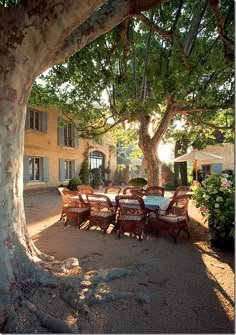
(101, 194, 171, 211)
(71, 192, 171, 211)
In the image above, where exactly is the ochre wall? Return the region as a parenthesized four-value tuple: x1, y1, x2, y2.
(24, 106, 117, 190)
(197, 143, 234, 171)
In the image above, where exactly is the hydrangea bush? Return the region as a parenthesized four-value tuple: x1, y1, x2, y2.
(191, 173, 234, 248)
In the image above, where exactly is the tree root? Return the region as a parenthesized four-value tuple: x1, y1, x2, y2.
(59, 264, 143, 312)
(25, 300, 78, 333)
(3, 259, 145, 333)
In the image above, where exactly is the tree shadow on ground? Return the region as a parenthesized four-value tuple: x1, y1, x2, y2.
(32, 218, 234, 334)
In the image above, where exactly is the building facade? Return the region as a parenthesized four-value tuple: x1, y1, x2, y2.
(23, 106, 117, 191)
(196, 143, 234, 176)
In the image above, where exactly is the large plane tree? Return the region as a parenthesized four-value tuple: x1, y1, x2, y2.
(32, 0, 234, 186)
(0, 0, 170, 332)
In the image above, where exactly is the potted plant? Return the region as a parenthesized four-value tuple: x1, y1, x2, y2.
(91, 168, 103, 189)
(68, 177, 82, 190)
(79, 157, 90, 185)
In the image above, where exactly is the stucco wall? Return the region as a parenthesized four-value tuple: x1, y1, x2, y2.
(197, 143, 234, 171)
(24, 106, 117, 190)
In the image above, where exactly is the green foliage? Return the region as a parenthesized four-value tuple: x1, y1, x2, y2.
(68, 178, 82, 190)
(128, 177, 148, 187)
(91, 168, 103, 186)
(79, 158, 90, 185)
(191, 173, 234, 247)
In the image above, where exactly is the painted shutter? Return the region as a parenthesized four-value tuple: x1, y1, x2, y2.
(59, 158, 65, 181)
(74, 128, 79, 148)
(23, 156, 30, 182)
(74, 159, 79, 178)
(58, 118, 64, 145)
(41, 112, 48, 133)
(211, 163, 223, 174)
(25, 109, 30, 129)
(43, 157, 49, 182)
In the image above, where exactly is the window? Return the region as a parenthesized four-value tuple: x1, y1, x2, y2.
(59, 158, 78, 181)
(90, 151, 104, 170)
(64, 124, 74, 147)
(201, 164, 211, 178)
(65, 160, 73, 179)
(23, 156, 49, 183)
(26, 109, 48, 133)
(58, 119, 79, 148)
(30, 110, 41, 130)
(29, 157, 41, 180)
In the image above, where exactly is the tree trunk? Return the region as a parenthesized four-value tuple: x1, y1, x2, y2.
(174, 140, 188, 186)
(138, 137, 162, 186)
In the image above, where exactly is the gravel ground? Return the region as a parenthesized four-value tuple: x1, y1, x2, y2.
(23, 189, 234, 334)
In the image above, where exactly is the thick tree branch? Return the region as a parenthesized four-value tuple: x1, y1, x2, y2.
(178, 111, 233, 131)
(134, 13, 194, 70)
(46, 0, 170, 70)
(209, 0, 234, 64)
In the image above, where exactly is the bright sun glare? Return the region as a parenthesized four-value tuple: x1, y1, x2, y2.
(158, 142, 174, 163)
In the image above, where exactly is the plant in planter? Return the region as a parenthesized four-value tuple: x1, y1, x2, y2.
(191, 173, 234, 249)
(91, 168, 103, 189)
(79, 157, 90, 185)
(68, 177, 82, 190)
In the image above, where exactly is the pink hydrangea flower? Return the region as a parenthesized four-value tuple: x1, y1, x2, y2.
(221, 182, 230, 188)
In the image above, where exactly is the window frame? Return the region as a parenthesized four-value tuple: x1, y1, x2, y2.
(64, 159, 74, 180)
(29, 157, 43, 181)
(64, 123, 74, 147)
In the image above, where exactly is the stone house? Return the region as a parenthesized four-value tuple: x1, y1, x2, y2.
(23, 106, 117, 191)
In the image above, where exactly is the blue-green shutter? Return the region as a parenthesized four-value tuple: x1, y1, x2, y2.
(41, 112, 48, 133)
(58, 118, 64, 145)
(74, 128, 79, 148)
(43, 157, 49, 182)
(23, 156, 30, 182)
(59, 158, 65, 181)
(25, 109, 30, 129)
(211, 163, 223, 174)
(74, 159, 79, 178)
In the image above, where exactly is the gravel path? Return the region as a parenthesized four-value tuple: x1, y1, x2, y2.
(24, 190, 234, 334)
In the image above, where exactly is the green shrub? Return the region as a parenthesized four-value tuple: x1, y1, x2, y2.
(79, 158, 90, 185)
(68, 178, 82, 190)
(128, 177, 148, 187)
(91, 168, 103, 187)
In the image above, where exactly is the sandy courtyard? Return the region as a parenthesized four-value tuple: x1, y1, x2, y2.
(24, 189, 234, 334)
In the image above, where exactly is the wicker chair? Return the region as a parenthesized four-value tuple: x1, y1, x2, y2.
(172, 186, 190, 198)
(77, 185, 94, 194)
(171, 186, 191, 221)
(58, 188, 90, 228)
(154, 194, 190, 243)
(145, 186, 165, 196)
(123, 186, 145, 197)
(86, 193, 117, 233)
(104, 186, 121, 194)
(115, 195, 148, 241)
